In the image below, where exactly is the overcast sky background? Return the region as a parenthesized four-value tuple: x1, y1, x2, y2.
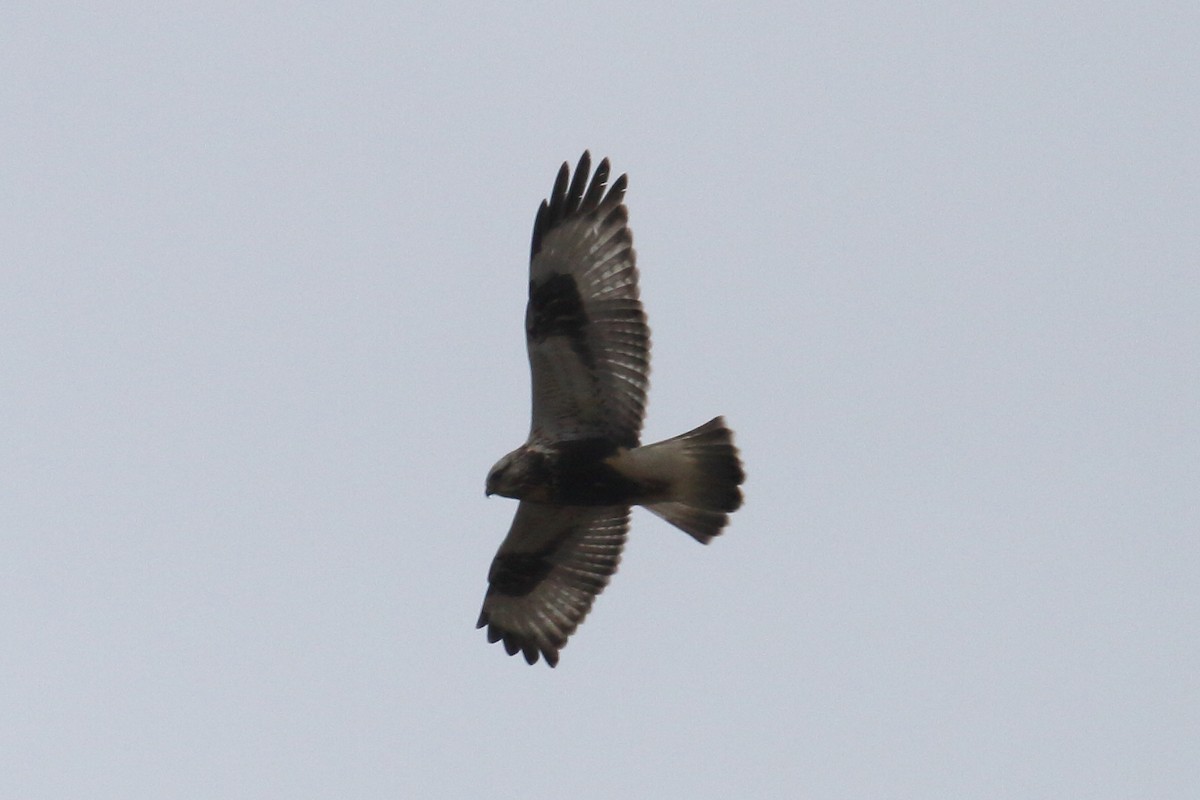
(3, 4, 1197, 798)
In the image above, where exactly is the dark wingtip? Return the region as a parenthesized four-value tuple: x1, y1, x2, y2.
(531, 152, 630, 260)
(477, 615, 563, 667)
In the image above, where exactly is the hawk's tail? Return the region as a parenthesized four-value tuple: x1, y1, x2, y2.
(637, 417, 745, 544)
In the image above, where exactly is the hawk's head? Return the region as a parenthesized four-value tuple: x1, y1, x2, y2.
(485, 447, 548, 501)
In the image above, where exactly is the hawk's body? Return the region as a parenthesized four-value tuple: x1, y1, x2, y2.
(479, 153, 745, 666)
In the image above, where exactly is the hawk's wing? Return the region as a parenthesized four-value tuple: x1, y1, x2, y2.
(476, 501, 630, 667)
(525, 152, 649, 448)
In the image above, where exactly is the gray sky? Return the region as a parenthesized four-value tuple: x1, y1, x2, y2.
(3, 4, 1197, 798)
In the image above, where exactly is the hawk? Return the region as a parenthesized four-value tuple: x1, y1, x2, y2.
(478, 152, 745, 666)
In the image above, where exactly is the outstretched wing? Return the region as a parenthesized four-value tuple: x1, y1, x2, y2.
(525, 152, 649, 448)
(477, 501, 629, 667)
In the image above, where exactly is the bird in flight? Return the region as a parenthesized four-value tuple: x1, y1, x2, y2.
(478, 152, 745, 666)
